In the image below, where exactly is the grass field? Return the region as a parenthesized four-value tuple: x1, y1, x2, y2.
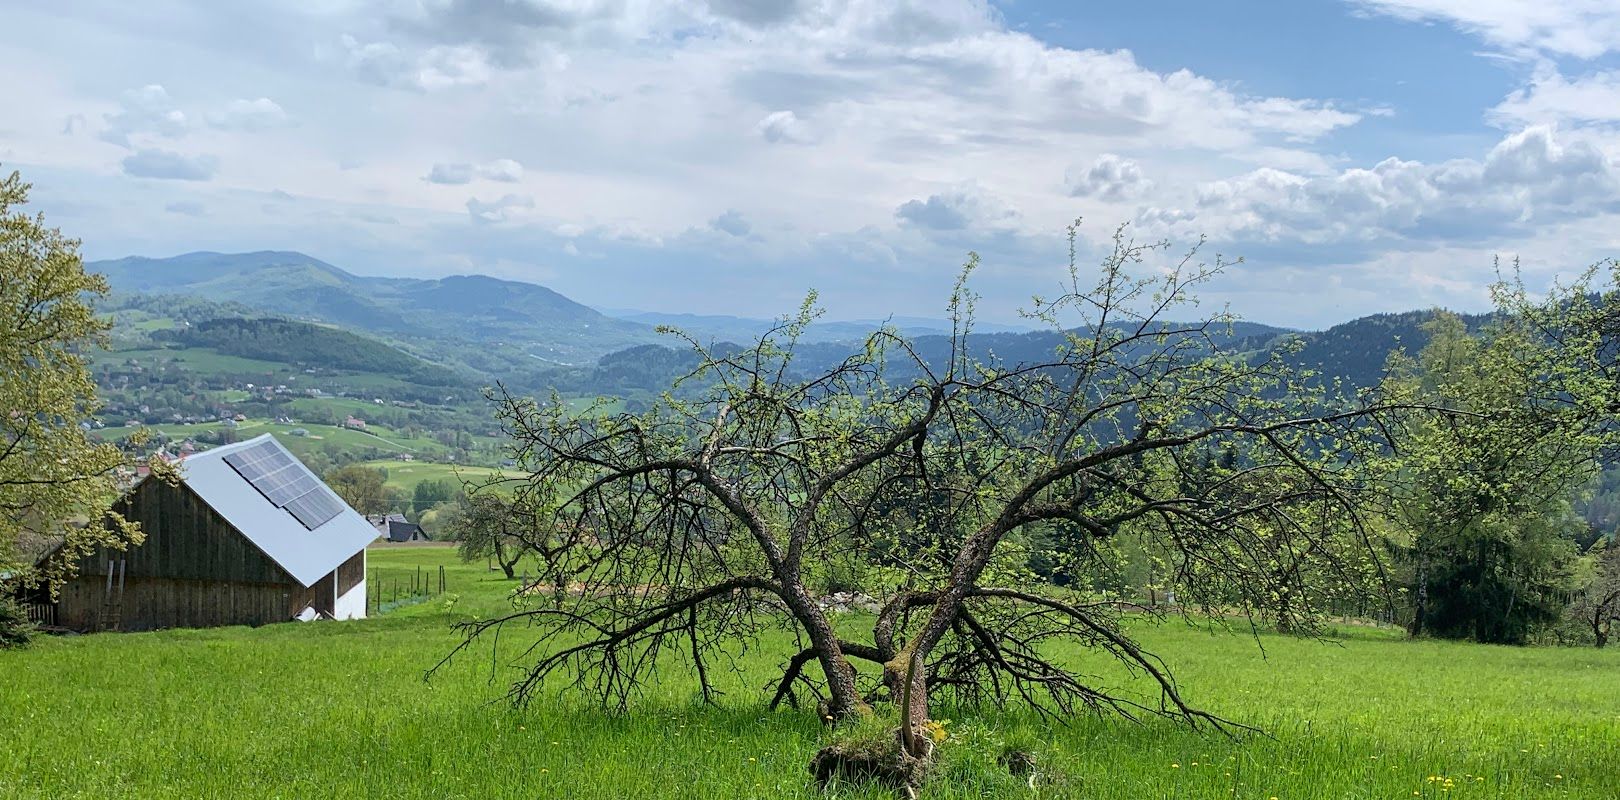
(361, 459, 511, 495)
(2, 546, 1617, 799)
(94, 419, 460, 461)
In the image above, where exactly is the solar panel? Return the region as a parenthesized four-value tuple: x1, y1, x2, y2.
(252, 464, 321, 506)
(222, 439, 346, 530)
(284, 486, 345, 530)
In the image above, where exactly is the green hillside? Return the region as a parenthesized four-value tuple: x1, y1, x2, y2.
(88, 251, 661, 363)
(160, 317, 464, 386)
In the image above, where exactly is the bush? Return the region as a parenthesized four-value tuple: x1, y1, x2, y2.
(0, 596, 36, 649)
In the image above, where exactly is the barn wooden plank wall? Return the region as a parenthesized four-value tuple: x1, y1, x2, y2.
(336, 550, 365, 597)
(76, 479, 295, 584)
(55, 576, 304, 632)
(54, 478, 345, 631)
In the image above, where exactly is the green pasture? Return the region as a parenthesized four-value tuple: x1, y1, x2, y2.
(359, 460, 511, 495)
(94, 419, 446, 458)
(1, 546, 1616, 799)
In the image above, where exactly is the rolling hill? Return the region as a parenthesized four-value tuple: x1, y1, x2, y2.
(88, 251, 662, 364)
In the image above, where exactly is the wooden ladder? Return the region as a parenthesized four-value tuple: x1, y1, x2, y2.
(98, 601, 123, 632)
(99, 558, 127, 632)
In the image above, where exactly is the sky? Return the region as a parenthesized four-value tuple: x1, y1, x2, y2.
(2, 0, 1618, 329)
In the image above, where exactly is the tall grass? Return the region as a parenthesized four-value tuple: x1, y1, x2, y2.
(1, 546, 1615, 798)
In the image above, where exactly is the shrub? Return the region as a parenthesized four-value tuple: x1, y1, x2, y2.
(0, 596, 35, 650)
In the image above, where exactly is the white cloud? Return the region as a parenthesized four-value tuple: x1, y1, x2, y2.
(426, 163, 476, 184)
(1066, 154, 1149, 201)
(121, 149, 218, 181)
(707, 0, 805, 27)
(709, 209, 752, 236)
(1349, 1, 1620, 59)
(1491, 67, 1620, 126)
(481, 158, 524, 182)
(895, 184, 1018, 231)
(756, 110, 815, 144)
(206, 98, 289, 131)
(99, 84, 187, 148)
(1150, 126, 1617, 250)
(426, 159, 525, 184)
(466, 193, 536, 223)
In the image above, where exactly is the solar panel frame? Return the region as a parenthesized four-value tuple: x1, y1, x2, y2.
(222, 439, 346, 531)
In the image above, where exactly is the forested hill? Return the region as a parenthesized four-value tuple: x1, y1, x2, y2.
(537, 315, 1460, 402)
(1281, 308, 1493, 388)
(91, 248, 1510, 402)
(88, 250, 660, 364)
(155, 318, 465, 387)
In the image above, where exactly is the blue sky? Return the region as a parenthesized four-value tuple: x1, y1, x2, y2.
(2, 0, 1618, 328)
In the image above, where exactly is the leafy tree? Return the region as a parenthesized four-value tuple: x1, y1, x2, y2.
(323, 465, 403, 516)
(0, 169, 145, 597)
(437, 226, 1436, 790)
(1384, 312, 1589, 644)
(413, 478, 458, 510)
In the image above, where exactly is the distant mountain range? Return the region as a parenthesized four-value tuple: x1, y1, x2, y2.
(594, 309, 1036, 343)
(90, 252, 1036, 364)
(89, 251, 656, 366)
(89, 250, 1481, 394)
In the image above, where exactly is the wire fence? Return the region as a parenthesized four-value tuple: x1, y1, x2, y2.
(368, 564, 448, 615)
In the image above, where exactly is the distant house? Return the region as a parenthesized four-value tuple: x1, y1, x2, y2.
(44, 434, 378, 632)
(343, 416, 367, 431)
(369, 513, 430, 543)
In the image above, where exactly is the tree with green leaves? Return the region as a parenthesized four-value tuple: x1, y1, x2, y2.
(323, 464, 404, 516)
(0, 169, 145, 603)
(1384, 306, 1599, 644)
(436, 225, 1439, 791)
(412, 477, 458, 511)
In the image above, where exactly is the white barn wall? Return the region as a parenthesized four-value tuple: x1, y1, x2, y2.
(334, 578, 366, 620)
(333, 549, 367, 620)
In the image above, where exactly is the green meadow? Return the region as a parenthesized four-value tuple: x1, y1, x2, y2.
(361, 459, 511, 495)
(2, 546, 1616, 799)
(95, 419, 447, 460)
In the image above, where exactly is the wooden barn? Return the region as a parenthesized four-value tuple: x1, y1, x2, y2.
(47, 434, 379, 632)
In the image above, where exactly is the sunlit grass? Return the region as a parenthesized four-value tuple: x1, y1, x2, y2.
(2, 546, 1616, 799)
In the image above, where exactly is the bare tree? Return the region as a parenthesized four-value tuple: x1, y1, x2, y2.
(435, 225, 1434, 781)
(1572, 539, 1620, 647)
(451, 492, 533, 580)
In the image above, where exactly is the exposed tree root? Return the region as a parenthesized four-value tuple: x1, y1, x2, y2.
(809, 726, 934, 799)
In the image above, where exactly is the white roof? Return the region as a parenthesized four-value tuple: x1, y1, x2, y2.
(181, 434, 378, 587)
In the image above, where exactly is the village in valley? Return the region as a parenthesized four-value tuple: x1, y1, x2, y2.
(5, 3, 1620, 799)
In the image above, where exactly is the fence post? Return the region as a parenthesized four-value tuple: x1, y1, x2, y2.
(439, 565, 446, 595)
